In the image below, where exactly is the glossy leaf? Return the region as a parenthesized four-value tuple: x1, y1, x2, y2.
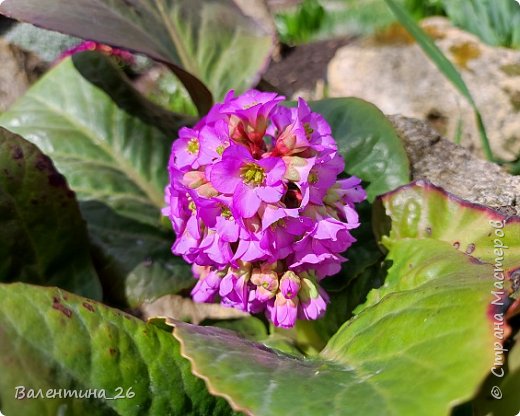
(201, 317, 268, 342)
(0, 128, 101, 299)
(0, 283, 233, 416)
(296, 263, 386, 351)
(0, 0, 274, 112)
(310, 98, 410, 201)
(175, 238, 496, 415)
(295, 201, 386, 349)
(80, 201, 193, 308)
(484, 337, 520, 415)
(0, 53, 171, 226)
(379, 180, 520, 269)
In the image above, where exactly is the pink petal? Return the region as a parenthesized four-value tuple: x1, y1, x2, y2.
(256, 183, 284, 203)
(234, 183, 261, 218)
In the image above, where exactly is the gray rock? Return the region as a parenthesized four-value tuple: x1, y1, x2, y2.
(388, 114, 520, 216)
(328, 17, 520, 162)
(4, 23, 79, 62)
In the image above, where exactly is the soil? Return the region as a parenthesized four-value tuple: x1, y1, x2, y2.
(0, 16, 16, 36)
(263, 37, 353, 96)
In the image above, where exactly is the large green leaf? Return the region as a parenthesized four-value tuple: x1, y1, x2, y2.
(0, 283, 233, 416)
(0, 0, 274, 113)
(0, 128, 101, 299)
(310, 98, 410, 201)
(0, 52, 171, 227)
(174, 238, 495, 416)
(173, 181, 520, 415)
(0, 52, 196, 306)
(379, 180, 520, 269)
(294, 201, 386, 350)
(482, 335, 520, 415)
(80, 201, 193, 307)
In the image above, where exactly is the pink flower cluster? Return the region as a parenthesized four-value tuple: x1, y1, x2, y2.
(164, 90, 365, 328)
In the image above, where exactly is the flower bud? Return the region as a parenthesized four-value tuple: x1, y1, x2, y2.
(280, 271, 301, 299)
(298, 274, 329, 320)
(267, 292, 299, 328)
(251, 268, 279, 302)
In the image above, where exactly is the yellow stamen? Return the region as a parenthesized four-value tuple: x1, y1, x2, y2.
(309, 171, 319, 184)
(187, 138, 199, 155)
(221, 206, 233, 219)
(216, 145, 226, 155)
(304, 122, 314, 137)
(240, 163, 266, 186)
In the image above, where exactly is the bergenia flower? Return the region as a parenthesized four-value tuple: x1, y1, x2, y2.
(164, 90, 366, 328)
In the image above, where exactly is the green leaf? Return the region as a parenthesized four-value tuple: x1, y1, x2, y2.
(175, 236, 496, 415)
(295, 201, 386, 349)
(80, 201, 193, 308)
(482, 337, 520, 415)
(145, 69, 198, 117)
(173, 181, 518, 414)
(0, 0, 274, 113)
(440, 0, 520, 49)
(383, 0, 494, 161)
(296, 263, 386, 351)
(0, 283, 233, 416)
(69, 52, 195, 136)
(309, 98, 410, 201)
(379, 180, 520, 269)
(201, 317, 268, 342)
(0, 127, 101, 299)
(471, 331, 520, 415)
(0, 53, 171, 227)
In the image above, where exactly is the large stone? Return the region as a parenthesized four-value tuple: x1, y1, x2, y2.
(0, 38, 45, 112)
(328, 17, 520, 162)
(388, 114, 520, 216)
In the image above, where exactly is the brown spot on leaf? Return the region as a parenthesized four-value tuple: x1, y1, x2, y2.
(453, 241, 460, 249)
(109, 347, 117, 356)
(465, 243, 476, 254)
(425, 226, 432, 236)
(11, 146, 23, 160)
(82, 302, 95, 312)
(35, 155, 52, 172)
(52, 296, 72, 318)
(48, 173, 66, 188)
